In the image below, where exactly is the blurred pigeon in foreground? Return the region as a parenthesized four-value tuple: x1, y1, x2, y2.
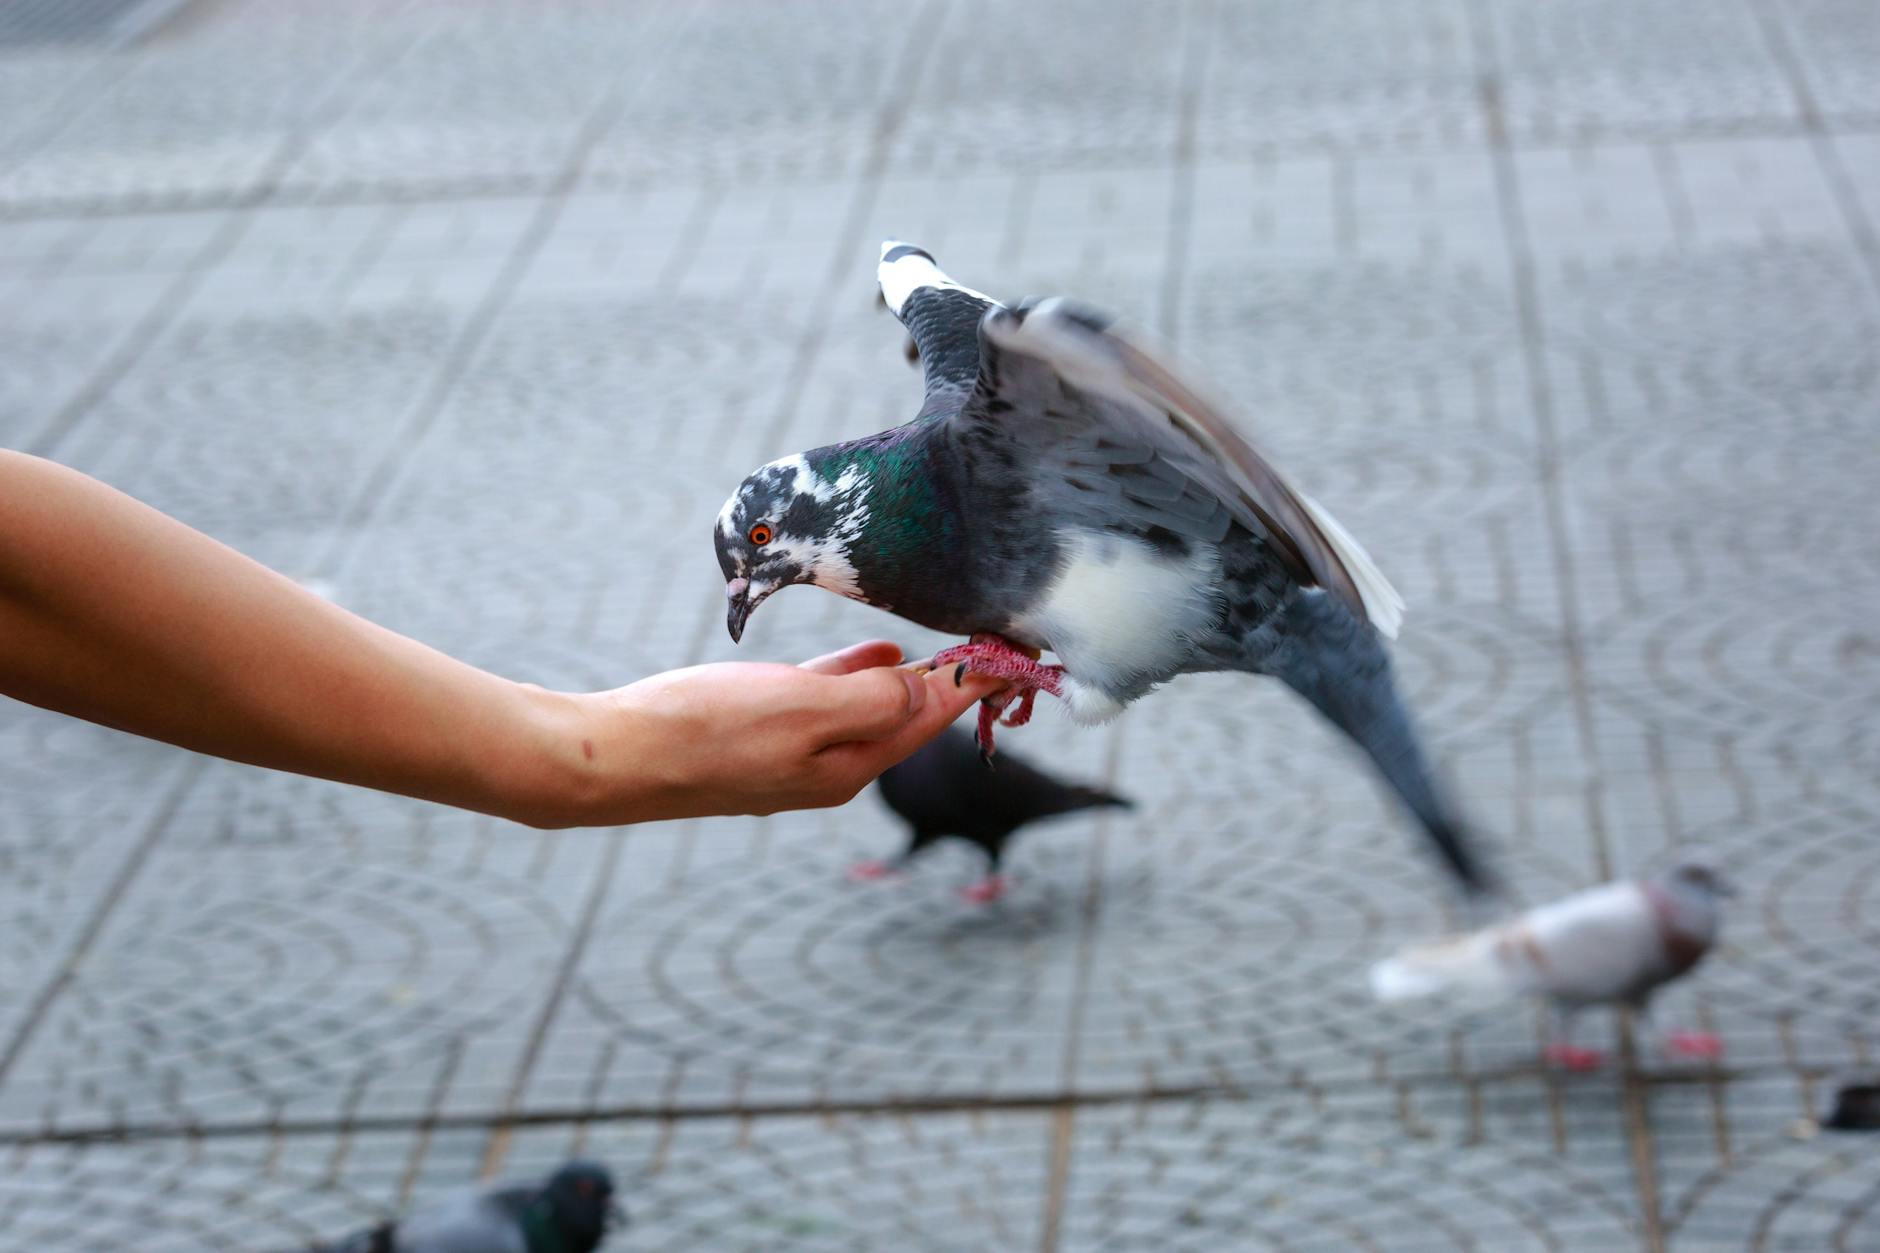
(851, 726, 1131, 902)
(714, 243, 1493, 895)
(314, 1161, 619, 1253)
(1824, 1084, 1880, 1132)
(1370, 861, 1731, 1070)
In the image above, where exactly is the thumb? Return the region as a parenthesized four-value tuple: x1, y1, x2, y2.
(812, 665, 927, 744)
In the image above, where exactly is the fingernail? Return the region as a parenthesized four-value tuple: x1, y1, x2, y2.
(901, 669, 928, 714)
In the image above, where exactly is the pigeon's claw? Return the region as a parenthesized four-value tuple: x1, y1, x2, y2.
(928, 633, 1065, 761)
(1663, 1030, 1723, 1060)
(1543, 1043, 1607, 1073)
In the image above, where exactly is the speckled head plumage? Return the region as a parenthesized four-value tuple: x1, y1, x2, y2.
(715, 450, 877, 641)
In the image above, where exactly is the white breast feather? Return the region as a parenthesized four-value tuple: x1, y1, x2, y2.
(1015, 531, 1217, 723)
(991, 299, 1406, 639)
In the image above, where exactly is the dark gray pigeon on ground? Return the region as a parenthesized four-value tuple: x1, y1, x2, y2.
(312, 1161, 619, 1253)
(1371, 860, 1732, 1070)
(850, 725, 1131, 902)
(1823, 1083, 1880, 1132)
(714, 241, 1491, 894)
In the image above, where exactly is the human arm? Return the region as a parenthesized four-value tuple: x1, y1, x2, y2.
(0, 450, 1000, 827)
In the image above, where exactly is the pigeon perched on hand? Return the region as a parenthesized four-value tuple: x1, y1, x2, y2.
(1370, 861, 1732, 1070)
(714, 242, 1490, 893)
(851, 725, 1132, 902)
(312, 1161, 620, 1253)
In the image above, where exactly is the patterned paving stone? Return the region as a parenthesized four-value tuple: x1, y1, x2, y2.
(0, 209, 238, 451)
(0, 1129, 433, 1250)
(1777, 0, 1880, 125)
(51, 300, 468, 573)
(0, 820, 608, 1136)
(1651, 1070, 1880, 1251)
(885, 0, 1190, 176)
(1481, 0, 1802, 143)
(1062, 1089, 1643, 1251)
(0, 1113, 1050, 1251)
(519, 802, 1096, 1110)
(0, 3, 418, 212)
(2, 0, 1880, 1246)
(1192, 0, 1487, 159)
(514, 1113, 1052, 1251)
(584, 0, 909, 191)
(277, 5, 665, 200)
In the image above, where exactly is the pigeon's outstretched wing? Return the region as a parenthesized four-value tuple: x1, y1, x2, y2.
(878, 241, 1002, 408)
(955, 297, 1403, 638)
(1372, 882, 1662, 1005)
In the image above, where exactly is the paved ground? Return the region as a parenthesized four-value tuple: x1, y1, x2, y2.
(2, 0, 1878, 1248)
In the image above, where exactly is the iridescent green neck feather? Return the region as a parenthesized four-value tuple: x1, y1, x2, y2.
(807, 432, 972, 632)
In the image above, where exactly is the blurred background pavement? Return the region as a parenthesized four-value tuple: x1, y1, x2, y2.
(1, 0, 1878, 1247)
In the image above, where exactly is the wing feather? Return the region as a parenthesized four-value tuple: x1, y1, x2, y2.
(974, 298, 1404, 636)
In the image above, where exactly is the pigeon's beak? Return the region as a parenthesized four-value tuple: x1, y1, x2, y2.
(726, 578, 780, 643)
(725, 578, 752, 643)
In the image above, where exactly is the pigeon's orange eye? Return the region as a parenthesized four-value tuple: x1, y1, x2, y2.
(748, 523, 773, 546)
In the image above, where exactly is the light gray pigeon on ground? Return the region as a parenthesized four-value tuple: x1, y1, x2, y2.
(714, 242, 1492, 894)
(1370, 860, 1732, 1070)
(311, 1161, 619, 1253)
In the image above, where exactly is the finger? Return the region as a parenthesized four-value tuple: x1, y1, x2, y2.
(809, 664, 931, 744)
(815, 669, 1007, 776)
(798, 639, 903, 676)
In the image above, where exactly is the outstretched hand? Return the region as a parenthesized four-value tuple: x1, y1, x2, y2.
(519, 641, 1007, 827)
(2, 453, 1009, 830)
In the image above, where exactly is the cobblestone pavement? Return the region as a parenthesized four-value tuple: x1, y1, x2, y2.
(3, 1, 1879, 1248)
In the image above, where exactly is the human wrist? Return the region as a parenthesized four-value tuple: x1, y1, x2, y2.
(485, 683, 620, 828)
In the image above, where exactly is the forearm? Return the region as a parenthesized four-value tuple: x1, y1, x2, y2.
(0, 451, 580, 821)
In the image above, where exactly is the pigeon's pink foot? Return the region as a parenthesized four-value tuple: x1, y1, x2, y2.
(1664, 1030, 1723, 1060)
(929, 634, 1064, 761)
(1544, 1044, 1608, 1072)
(959, 874, 1010, 905)
(847, 860, 901, 883)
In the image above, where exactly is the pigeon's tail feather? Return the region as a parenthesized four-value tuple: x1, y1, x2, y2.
(1269, 593, 1493, 895)
(1022, 779, 1134, 822)
(1369, 954, 1450, 1002)
(1370, 931, 1513, 1003)
(1061, 786, 1134, 816)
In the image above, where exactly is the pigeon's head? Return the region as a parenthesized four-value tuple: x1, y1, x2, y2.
(534, 1160, 622, 1251)
(1660, 859, 1735, 903)
(1653, 859, 1735, 942)
(715, 451, 872, 642)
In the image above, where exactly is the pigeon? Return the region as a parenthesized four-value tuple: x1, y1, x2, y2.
(1823, 1083, 1880, 1132)
(1369, 861, 1732, 1070)
(850, 725, 1132, 902)
(312, 1161, 620, 1253)
(713, 241, 1490, 893)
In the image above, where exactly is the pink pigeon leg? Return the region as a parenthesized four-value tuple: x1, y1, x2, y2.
(1663, 1030, 1723, 1060)
(846, 860, 903, 884)
(928, 633, 1064, 760)
(959, 874, 1011, 905)
(1543, 1043, 1608, 1072)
